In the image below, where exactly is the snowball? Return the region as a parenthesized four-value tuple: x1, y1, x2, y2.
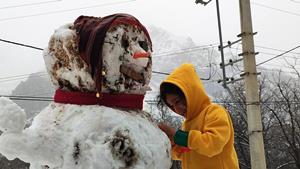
(0, 97, 26, 133)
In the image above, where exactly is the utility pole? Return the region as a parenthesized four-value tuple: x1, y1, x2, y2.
(195, 0, 228, 88)
(238, 0, 266, 169)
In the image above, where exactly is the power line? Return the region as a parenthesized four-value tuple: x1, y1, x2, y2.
(146, 100, 300, 104)
(0, 0, 62, 10)
(230, 46, 300, 60)
(0, 72, 46, 80)
(0, 95, 53, 102)
(152, 71, 169, 75)
(153, 46, 216, 57)
(2, 95, 300, 104)
(0, 38, 217, 79)
(18, 90, 54, 97)
(0, 38, 218, 57)
(228, 44, 300, 59)
(257, 45, 300, 66)
(227, 62, 300, 82)
(2, 37, 299, 79)
(3, 97, 53, 102)
(251, 2, 300, 17)
(290, 0, 300, 4)
(259, 63, 300, 69)
(7, 98, 52, 102)
(0, 73, 48, 83)
(258, 51, 300, 60)
(0, 0, 136, 22)
(5, 36, 298, 61)
(255, 45, 300, 55)
(152, 43, 219, 56)
(0, 38, 43, 50)
(257, 67, 299, 75)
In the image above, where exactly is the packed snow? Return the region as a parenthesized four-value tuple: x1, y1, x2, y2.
(0, 100, 171, 169)
(0, 97, 26, 133)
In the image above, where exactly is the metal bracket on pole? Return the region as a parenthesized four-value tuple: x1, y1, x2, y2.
(217, 77, 229, 84)
(225, 77, 244, 85)
(248, 129, 263, 136)
(240, 72, 261, 77)
(220, 58, 243, 67)
(221, 39, 242, 49)
(238, 51, 259, 57)
(195, 0, 212, 5)
(237, 31, 257, 37)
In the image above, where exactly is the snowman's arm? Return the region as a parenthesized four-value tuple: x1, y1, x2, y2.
(0, 97, 26, 133)
(0, 131, 63, 167)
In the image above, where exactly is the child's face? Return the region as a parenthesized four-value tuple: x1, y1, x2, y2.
(166, 93, 187, 117)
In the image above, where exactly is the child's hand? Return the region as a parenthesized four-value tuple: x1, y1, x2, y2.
(158, 122, 176, 141)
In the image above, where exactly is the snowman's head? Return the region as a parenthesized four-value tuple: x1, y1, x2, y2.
(44, 14, 152, 95)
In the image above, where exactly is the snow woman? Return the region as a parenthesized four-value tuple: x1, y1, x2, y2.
(0, 13, 171, 169)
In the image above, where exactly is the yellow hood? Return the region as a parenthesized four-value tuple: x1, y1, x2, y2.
(161, 63, 211, 121)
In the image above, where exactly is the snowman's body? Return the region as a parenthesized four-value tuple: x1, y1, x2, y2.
(0, 14, 171, 169)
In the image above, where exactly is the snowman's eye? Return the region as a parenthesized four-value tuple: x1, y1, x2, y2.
(138, 41, 148, 51)
(121, 35, 129, 49)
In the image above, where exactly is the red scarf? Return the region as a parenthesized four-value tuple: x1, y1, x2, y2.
(54, 89, 144, 110)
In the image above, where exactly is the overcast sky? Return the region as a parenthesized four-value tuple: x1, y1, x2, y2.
(1, 0, 300, 94)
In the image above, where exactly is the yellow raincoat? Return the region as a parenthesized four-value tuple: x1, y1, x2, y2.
(161, 63, 239, 169)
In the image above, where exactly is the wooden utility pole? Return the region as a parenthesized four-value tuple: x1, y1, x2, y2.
(239, 0, 267, 169)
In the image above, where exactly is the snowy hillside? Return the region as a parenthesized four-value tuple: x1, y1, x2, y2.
(147, 26, 223, 101)
(11, 72, 55, 121)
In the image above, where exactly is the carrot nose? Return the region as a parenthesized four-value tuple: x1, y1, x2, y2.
(133, 52, 150, 59)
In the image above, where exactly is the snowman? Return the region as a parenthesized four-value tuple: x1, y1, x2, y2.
(0, 13, 171, 169)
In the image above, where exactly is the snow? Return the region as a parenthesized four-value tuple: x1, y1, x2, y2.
(43, 23, 96, 92)
(0, 97, 26, 133)
(44, 22, 152, 95)
(101, 24, 152, 94)
(0, 102, 171, 169)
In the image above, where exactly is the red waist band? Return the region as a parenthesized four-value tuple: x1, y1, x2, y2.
(54, 89, 144, 110)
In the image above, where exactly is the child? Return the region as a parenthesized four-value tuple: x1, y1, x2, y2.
(158, 63, 239, 169)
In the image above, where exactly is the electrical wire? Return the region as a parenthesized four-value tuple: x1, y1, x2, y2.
(0, 37, 219, 60)
(1, 95, 53, 102)
(152, 71, 169, 75)
(0, 73, 48, 83)
(0, 38, 43, 50)
(255, 45, 300, 55)
(16, 89, 54, 97)
(2, 38, 299, 82)
(6, 37, 298, 61)
(0, 0, 62, 10)
(0, 38, 218, 79)
(290, 0, 300, 4)
(251, 2, 300, 17)
(0, 38, 219, 57)
(229, 45, 300, 60)
(257, 67, 299, 76)
(152, 43, 219, 56)
(258, 51, 299, 60)
(0, 72, 46, 80)
(3, 95, 299, 104)
(257, 45, 300, 66)
(0, 0, 136, 22)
